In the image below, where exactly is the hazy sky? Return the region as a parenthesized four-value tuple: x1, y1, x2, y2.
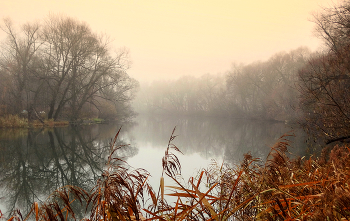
(0, 0, 337, 82)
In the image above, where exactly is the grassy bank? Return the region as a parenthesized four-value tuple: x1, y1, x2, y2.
(1, 131, 350, 220)
(0, 115, 28, 128)
(0, 115, 69, 128)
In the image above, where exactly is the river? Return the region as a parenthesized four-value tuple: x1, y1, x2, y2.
(0, 115, 309, 217)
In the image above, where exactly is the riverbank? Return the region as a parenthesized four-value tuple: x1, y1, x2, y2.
(0, 115, 68, 128)
(0, 114, 112, 128)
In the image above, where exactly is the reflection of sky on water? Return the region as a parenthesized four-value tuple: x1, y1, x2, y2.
(127, 143, 224, 206)
(126, 115, 308, 166)
(127, 143, 224, 193)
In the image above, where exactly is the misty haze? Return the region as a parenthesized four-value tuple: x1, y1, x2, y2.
(1, 0, 350, 220)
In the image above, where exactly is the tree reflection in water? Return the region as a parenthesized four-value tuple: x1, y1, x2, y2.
(0, 124, 137, 216)
(0, 116, 310, 217)
(130, 115, 309, 165)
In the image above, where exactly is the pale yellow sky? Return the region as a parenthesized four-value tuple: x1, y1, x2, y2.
(0, 0, 337, 82)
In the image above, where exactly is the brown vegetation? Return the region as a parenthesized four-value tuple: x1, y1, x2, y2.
(0, 115, 28, 128)
(0, 115, 69, 128)
(1, 130, 350, 220)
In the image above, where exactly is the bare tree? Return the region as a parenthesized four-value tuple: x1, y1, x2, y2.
(0, 18, 42, 115)
(313, 1, 350, 53)
(299, 49, 350, 143)
(41, 16, 137, 121)
(0, 15, 138, 121)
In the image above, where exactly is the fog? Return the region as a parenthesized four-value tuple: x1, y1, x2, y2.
(1, 0, 335, 83)
(132, 47, 313, 121)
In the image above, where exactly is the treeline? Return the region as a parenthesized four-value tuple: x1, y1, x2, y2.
(0, 15, 138, 122)
(134, 47, 312, 121)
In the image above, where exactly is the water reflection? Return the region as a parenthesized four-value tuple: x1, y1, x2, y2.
(125, 115, 309, 195)
(0, 116, 308, 216)
(0, 124, 137, 216)
(128, 115, 308, 165)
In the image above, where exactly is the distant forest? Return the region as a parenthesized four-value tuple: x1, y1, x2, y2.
(134, 47, 311, 122)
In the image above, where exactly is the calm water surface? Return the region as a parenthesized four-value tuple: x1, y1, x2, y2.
(0, 115, 308, 216)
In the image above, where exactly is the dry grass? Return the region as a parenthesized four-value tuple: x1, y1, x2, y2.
(30, 119, 69, 127)
(2, 130, 350, 220)
(0, 115, 69, 128)
(0, 115, 28, 128)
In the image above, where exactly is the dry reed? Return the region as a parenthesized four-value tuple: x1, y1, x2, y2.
(2, 130, 350, 220)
